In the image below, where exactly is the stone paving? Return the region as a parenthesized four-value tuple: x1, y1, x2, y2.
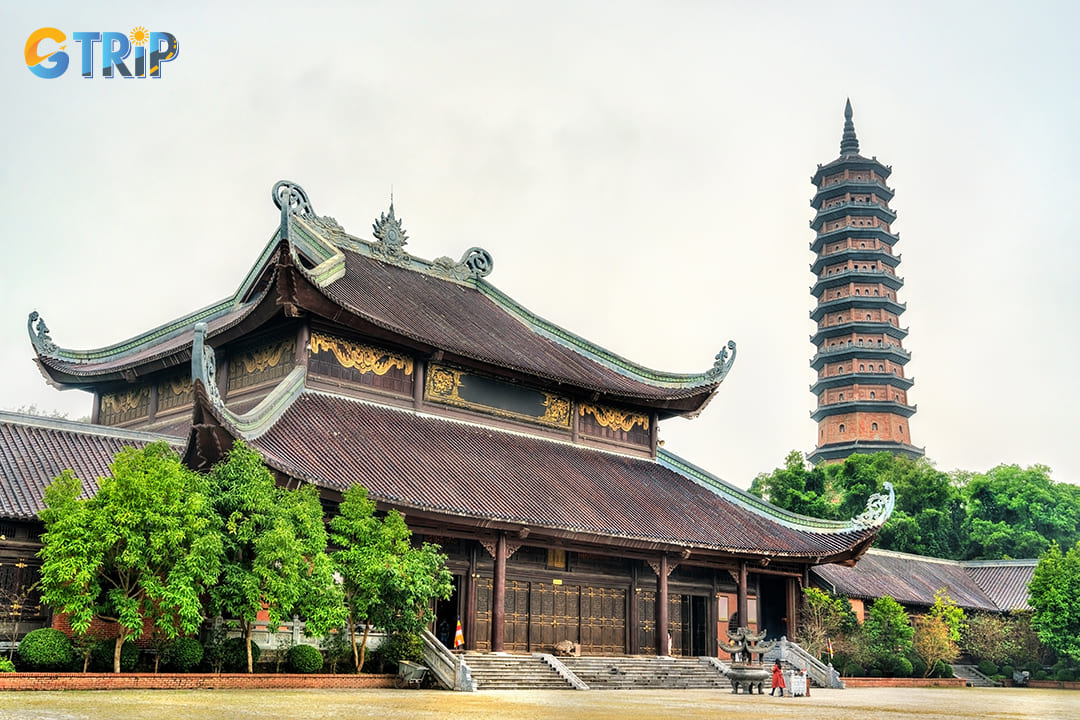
(0, 686, 1075, 720)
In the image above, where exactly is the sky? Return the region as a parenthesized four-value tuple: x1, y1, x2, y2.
(2, 2, 1078, 489)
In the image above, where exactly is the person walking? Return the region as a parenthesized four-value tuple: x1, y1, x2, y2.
(770, 659, 786, 697)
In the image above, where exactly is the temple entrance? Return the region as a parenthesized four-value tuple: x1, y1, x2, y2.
(433, 574, 462, 649)
(758, 575, 790, 640)
(673, 594, 708, 656)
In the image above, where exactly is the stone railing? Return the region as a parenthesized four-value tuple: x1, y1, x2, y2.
(762, 637, 844, 689)
(420, 628, 474, 691)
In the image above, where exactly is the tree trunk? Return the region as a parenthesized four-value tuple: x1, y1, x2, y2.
(358, 620, 371, 672)
(245, 623, 254, 674)
(113, 636, 123, 674)
(348, 615, 358, 672)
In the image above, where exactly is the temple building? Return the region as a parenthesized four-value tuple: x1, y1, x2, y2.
(8, 180, 896, 657)
(808, 101, 924, 465)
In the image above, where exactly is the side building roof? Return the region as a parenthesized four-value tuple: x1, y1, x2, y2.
(0, 411, 182, 521)
(811, 548, 1037, 613)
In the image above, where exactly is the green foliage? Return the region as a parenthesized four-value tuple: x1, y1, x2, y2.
(933, 661, 953, 678)
(863, 596, 914, 671)
(962, 612, 1021, 665)
(893, 656, 914, 677)
(161, 637, 204, 672)
(16, 628, 73, 670)
(928, 589, 965, 642)
(0, 657, 14, 673)
(329, 485, 452, 671)
(380, 632, 423, 665)
(978, 659, 998, 676)
(799, 587, 856, 660)
(208, 441, 345, 673)
(1028, 541, 1080, 663)
(286, 643, 324, 673)
(843, 662, 864, 677)
(37, 442, 222, 673)
(1054, 668, 1076, 682)
(321, 627, 353, 674)
(912, 614, 960, 677)
(220, 637, 260, 672)
(90, 640, 138, 672)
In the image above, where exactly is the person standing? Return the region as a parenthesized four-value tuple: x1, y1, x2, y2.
(770, 660, 786, 697)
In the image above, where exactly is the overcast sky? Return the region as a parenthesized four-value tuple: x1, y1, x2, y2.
(3, 2, 1078, 489)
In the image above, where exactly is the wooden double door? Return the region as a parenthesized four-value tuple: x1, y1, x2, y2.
(475, 578, 626, 654)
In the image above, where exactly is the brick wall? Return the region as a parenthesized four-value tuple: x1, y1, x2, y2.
(0, 672, 397, 691)
(842, 677, 967, 688)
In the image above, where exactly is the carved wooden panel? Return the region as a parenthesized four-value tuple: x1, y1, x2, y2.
(228, 335, 295, 392)
(504, 580, 531, 652)
(0, 560, 46, 621)
(637, 590, 656, 655)
(156, 373, 193, 413)
(668, 593, 685, 656)
(99, 386, 150, 426)
(308, 332, 414, 396)
(474, 577, 493, 651)
(580, 586, 626, 655)
(578, 402, 650, 447)
(426, 363, 571, 429)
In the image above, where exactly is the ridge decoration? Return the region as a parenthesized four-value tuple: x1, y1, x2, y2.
(851, 481, 895, 528)
(705, 340, 737, 382)
(431, 247, 495, 282)
(579, 403, 649, 432)
(27, 311, 58, 356)
(191, 322, 222, 405)
(272, 180, 315, 217)
(541, 394, 571, 426)
(310, 333, 414, 376)
(372, 203, 410, 265)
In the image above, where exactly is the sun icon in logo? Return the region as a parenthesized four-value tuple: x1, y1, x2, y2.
(129, 26, 149, 46)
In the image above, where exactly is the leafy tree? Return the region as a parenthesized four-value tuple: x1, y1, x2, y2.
(208, 441, 345, 673)
(330, 484, 453, 672)
(1028, 541, 1080, 663)
(962, 612, 1020, 665)
(928, 589, 965, 643)
(799, 587, 856, 660)
(912, 614, 959, 677)
(750, 451, 838, 519)
(37, 442, 221, 672)
(862, 596, 914, 675)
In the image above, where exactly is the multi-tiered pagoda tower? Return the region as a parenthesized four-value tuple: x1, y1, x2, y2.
(808, 100, 923, 464)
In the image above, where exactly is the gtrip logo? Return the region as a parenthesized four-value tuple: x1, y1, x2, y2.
(25, 27, 179, 79)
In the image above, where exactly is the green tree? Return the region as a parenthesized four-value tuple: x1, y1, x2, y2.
(928, 589, 965, 643)
(208, 441, 345, 673)
(750, 451, 838, 518)
(1028, 540, 1080, 663)
(37, 442, 221, 672)
(962, 612, 1020, 665)
(798, 587, 856, 660)
(330, 484, 453, 672)
(912, 614, 959, 677)
(862, 596, 914, 675)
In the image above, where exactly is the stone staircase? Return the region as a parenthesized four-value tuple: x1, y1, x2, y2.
(951, 664, 1000, 687)
(561, 656, 731, 690)
(461, 653, 577, 690)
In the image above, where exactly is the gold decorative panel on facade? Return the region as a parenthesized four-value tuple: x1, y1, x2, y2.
(579, 402, 650, 447)
(156, 374, 193, 413)
(227, 335, 295, 392)
(99, 386, 150, 425)
(308, 332, 414, 396)
(425, 363, 571, 429)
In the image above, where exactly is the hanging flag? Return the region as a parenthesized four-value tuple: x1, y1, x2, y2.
(454, 618, 465, 649)
(826, 636, 834, 660)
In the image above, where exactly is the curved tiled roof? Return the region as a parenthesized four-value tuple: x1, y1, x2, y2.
(811, 548, 1036, 612)
(0, 412, 183, 520)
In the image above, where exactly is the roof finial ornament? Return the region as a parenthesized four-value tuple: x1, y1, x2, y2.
(372, 199, 409, 264)
(840, 98, 860, 156)
(705, 340, 737, 382)
(191, 322, 222, 405)
(27, 311, 58, 356)
(851, 481, 895, 528)
(272, 181, 314, 244)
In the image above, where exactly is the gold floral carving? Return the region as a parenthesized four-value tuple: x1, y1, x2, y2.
(101, 387, 150, 415)
(238, 337, 294, 374)
(427, 366, 462, 398)
(542, 394, 571, 425)
(579, 403, 649, 432)
(310, 333, 414, 376)
(162, 377, 192, 396)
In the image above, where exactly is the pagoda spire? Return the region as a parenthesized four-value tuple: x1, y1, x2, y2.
(840, 98, 860, 156)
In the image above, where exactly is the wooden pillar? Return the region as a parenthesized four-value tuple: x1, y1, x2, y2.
(657, 553, 669, 656)
(786, 576, 798, 641)
(737, 561, 748, 629)
(295, 323, 310, 368)
(628, 564, 640, 655)
(465, 544, 478, 650)
(491, 532, 507, 652)
(413, 361, 425, 410)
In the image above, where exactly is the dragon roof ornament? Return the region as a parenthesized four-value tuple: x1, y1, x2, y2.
(27, 311, 58, 357)
(851, 481, 895, 529)
(191, 322, 222, 405)
(705, 340, 737, 382)
(273, 180, 315, 244)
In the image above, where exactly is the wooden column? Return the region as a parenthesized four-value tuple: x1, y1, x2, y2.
(737, 561, 748, 629)
(465, 544, 478, 650)
(413, 361, 425, 410)
(786, 576, 798, 641)
(657, 553, 669, 656)
(628, 564, 640, 655)
(491, 532, 507, 652)
(295, 323, 310, 368)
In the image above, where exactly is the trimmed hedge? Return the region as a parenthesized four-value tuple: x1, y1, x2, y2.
(286, 644, 324, 674)
(0, 657, 15, 673)
(161, 637, 204, 672)
(16, 628, 74, 671)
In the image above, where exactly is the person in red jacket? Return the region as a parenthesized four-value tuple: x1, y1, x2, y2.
(770, 660, 786, 697)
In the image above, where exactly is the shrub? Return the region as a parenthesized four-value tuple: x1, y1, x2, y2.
(17, 628, 74, 670)
(1000, 664, 1015, 679)
(1054, 668, 1076, 682)
(893, 656, 914, 677)
(286, 644, 323, 674)
(0, 657, 15, 673)
(868, 667, 883, 678)
(380, 632, 423, 666)
(1034, 669, 1050, 681)
(932, 661, 953, 678)
(843, 662, 864, 677)
(161, 637, 204, 672)
(910, 656, 928, 678)
(221, 637, 260, 672)
(977, 660, 998, 677)
(321, 627, 352, 674)
(90, 640, 139, 672)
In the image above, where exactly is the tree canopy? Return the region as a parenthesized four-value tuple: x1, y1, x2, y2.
(1028, 540, 1080, 663)
(751, 452, 1078, 560)
(37, 442, 221, 672)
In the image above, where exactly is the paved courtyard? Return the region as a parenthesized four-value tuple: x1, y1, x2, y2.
(0, 686, 1074, 720)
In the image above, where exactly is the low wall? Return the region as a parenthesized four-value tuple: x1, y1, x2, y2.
(842, 676, 968, 688)
(0, 673, 397, 692)
(1025, 679, 1080, 691)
